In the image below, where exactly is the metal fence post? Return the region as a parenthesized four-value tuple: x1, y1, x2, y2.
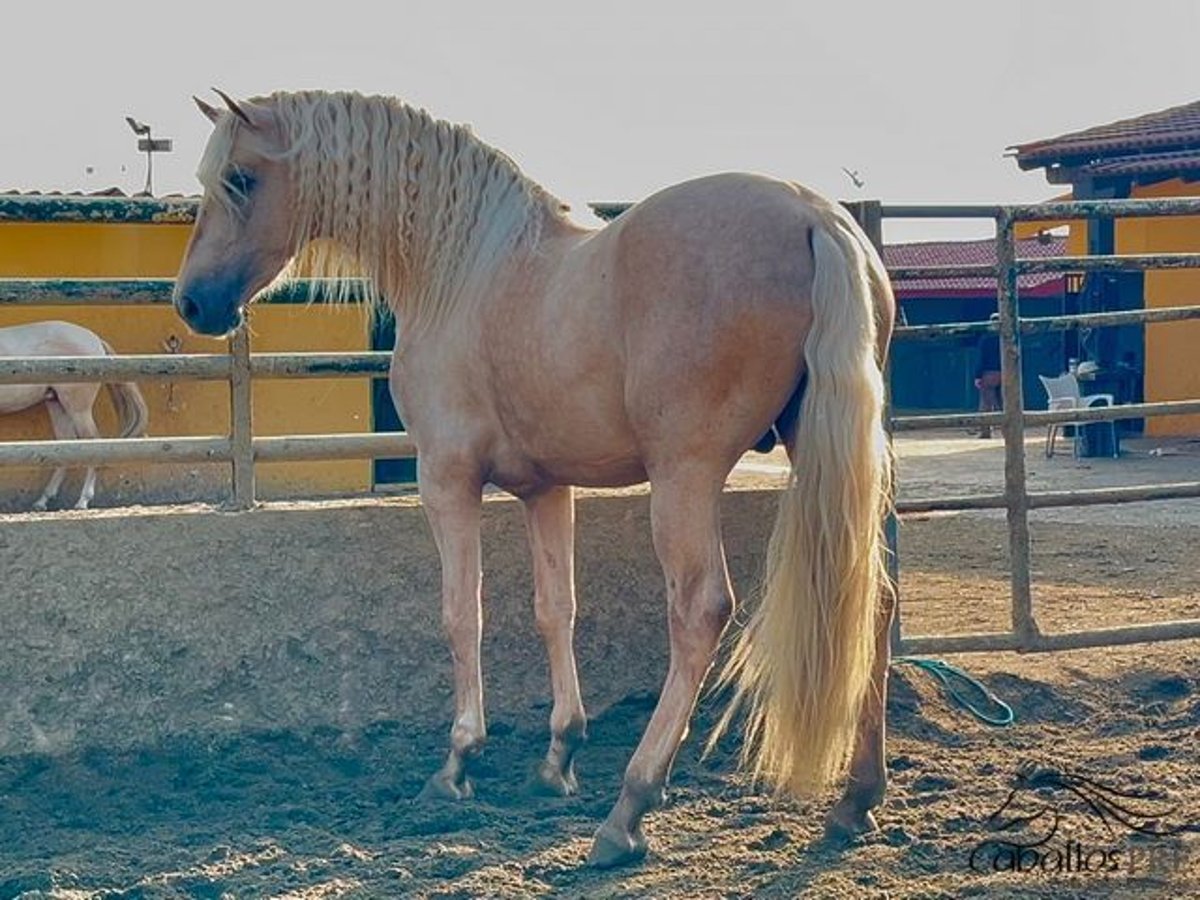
(229, 324, 256, 508)
(996, 213, 1038, 646)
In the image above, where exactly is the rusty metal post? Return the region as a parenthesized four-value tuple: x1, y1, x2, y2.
(229, 324, 256, 509)
(995, 214, 1038, 646)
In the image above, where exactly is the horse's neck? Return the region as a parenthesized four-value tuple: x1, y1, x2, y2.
(378, 179, 551, 331)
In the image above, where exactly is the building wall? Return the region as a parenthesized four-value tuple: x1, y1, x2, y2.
(0, 220, 373, 509)
(1049, 184, 1199, 436)
(891, 293, 1066, 413)
(1119, 180, 1200, 436)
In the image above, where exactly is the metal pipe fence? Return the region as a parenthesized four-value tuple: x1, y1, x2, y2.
(4, 195, 1200, 656)
(878, 197, 1200, 656)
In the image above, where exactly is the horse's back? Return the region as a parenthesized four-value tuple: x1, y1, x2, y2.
(0, 320, 107, 357)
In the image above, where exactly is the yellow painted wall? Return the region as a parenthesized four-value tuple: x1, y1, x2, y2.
(0, 220, 373, 509)
(1119, 180, 1200, 436)
(1047, 183, 1199, 436)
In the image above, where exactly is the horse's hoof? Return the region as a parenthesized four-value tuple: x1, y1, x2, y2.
(823, 807, 879, 846)
(418, 772, 474, 802)
(529, 760, 578, 797)
(587, 822, 648, 869)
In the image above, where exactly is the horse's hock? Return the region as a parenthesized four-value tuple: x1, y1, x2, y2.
(0, 488, 773, 758)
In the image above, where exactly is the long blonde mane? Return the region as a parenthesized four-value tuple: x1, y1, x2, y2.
(199, 91, 569, 327)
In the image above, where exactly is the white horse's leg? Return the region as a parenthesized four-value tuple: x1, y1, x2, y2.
(32, 398, 75, 511)
(419, 471, 486, 801)
(524, 485, 587, 796)
(62, 402, 101, 510)
(589, 470, 733, 868)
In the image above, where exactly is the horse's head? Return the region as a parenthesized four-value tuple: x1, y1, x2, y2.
(174, 91, 296, 336)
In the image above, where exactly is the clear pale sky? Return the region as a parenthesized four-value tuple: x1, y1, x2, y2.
(3, 1, 1198, 242)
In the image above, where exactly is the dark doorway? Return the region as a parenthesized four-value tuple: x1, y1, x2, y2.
(371, 308, 417, 486)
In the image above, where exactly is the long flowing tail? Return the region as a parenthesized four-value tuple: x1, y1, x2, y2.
(101, 340, 150, 438)
(713, 205, 892, 797)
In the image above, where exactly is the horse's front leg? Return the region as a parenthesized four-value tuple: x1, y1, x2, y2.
(419, 471, 486, 801)
(524, 485, 587, 796)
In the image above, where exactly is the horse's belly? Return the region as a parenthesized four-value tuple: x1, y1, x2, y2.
(0, 385, 48, 415)
(487, 431, 648, 495)
(538, 454, 648, 490)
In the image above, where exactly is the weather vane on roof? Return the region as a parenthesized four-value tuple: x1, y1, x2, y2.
(841, 166, 866, 190)
(125, 116, 173, 196)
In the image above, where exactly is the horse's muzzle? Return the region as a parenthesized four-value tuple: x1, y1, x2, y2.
(174, 280, 246, 337)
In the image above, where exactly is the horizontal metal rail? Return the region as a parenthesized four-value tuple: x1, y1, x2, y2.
(0, 432, 417, 467)
(899, 481, 1200, 515)
(0, 354, 232, 384)
(901, 619, 1200, 656)
(890, 263, 996, 281)
(0, 279, 178, 305)
(891, 252, 1200, 284)
(1018, 253, 1200, 274)
(0, 352, 393, 385)
(0, 436, 233, 466)
(845, 196, 1200, 234)
(878, 204, 1003, 220)
(0, 195, 199, 224)
(254, 432, 416, 461)
(1022, 399, 1200, 425)
(1016, 304, 1200, 334)
(891, 399, 1200, 432)
(251, 352, 391, 378)
(896, 304, 1200, 340)
(1008, 197, 1200, 222)
(0, 278, 372, 305)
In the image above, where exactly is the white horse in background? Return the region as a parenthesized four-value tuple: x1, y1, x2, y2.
(0, 321, 149, 510)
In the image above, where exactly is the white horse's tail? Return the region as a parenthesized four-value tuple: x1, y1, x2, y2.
(100, 341, 150, 438)
(713, 206, 892, 797)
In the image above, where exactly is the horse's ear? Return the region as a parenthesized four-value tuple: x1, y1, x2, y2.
(212, 88, 254, 128)
(194, 96, 221, 124)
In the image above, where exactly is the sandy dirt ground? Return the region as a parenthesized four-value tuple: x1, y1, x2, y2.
(2, 430, 1199, 899)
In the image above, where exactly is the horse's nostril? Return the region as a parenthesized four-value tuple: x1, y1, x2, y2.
(179, 295, 201, 323)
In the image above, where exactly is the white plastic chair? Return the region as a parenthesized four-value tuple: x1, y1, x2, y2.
(1038, 373, 1117, 458)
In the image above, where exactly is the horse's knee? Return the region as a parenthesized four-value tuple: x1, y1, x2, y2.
(669, 580, 733, 639)
(533, 589, 573, 638)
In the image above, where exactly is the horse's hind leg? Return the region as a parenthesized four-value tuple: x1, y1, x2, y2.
(418, 471, 486, 801)
(59, 390, 102, 510)
(32, 398, 74, 511)
(824, 580, 896, 842)
(589, 470, 733, 868)
(524, 485, 586, 796)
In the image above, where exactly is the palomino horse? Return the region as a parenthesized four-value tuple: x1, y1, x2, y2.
(175, 90, 895, 868)
(0, 321, 148, 510)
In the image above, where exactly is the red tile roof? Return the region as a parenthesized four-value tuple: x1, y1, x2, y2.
(884, 235, 1067, 299)
(1010, 100, 1200, 183)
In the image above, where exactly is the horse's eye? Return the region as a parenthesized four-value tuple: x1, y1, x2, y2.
(225, 168, 257, 201)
